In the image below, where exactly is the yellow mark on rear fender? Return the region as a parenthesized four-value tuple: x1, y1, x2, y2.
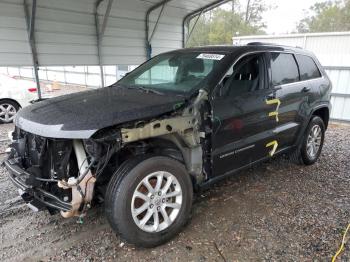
(266, 140, 278, 157)
(266, 98, 281, 122)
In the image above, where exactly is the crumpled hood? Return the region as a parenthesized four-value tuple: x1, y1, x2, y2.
(15, 86, 186, 139)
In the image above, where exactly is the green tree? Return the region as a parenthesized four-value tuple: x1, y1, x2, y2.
(297, 0, 350, 33)
(244, 0, 267, 28)
(187, 0, 268, 47)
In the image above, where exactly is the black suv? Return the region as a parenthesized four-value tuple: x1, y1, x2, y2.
(5, 43, 331, 247)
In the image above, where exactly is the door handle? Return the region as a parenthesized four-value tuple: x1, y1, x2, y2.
(301, 86, 311, 92)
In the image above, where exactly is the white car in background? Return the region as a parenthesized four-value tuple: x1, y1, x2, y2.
(0, 74, 39, 123)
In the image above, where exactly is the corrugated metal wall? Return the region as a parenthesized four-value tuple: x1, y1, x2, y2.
(0, 0, 224, 66)
(233, 32, 350, 122)
(0, 0, 99, 66)
(0, 65, 131, 87)
(0, 0, 32, 65)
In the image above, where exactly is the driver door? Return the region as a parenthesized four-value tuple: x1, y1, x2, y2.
(211, 52, 278, 177)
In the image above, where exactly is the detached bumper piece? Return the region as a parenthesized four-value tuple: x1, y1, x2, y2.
(4, 158, 72, 212)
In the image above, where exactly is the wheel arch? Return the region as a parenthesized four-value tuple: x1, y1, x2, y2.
(120, 134, 204, 187)
(141, 136, 186, 163)
(293, 104, 330, 152)
(0, 98, 21, 108)
(311, 106, 330, 129)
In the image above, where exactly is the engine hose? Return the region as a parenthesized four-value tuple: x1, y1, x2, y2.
(76, 158, 95, 184)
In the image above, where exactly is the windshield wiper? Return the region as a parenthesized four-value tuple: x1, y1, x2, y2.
(126, 85, 164, 95)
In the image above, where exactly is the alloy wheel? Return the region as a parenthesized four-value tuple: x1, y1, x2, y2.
(306, 124, 322, 159)
(0, 103, 17, 123)
(131, 171, 182, 233)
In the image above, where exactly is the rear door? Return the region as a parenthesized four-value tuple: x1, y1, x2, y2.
(211, 52, 278, 176)
(268, 52, 307, 149)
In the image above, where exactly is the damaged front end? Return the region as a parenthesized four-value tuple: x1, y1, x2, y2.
(4, 89, 210, 218)
(4, 128, 120, 217)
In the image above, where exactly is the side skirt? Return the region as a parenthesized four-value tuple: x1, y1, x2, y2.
(199, 145, 295, 190)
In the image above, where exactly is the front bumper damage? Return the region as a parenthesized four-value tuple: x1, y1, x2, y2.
(4, 158, 72, 212)
(4, 138, 96, 218)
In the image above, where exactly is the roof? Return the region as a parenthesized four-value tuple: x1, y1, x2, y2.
(0, 0, 230, 66)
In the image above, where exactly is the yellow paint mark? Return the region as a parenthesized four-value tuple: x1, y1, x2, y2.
(266, 140, 278, 157)
(266, 98, 281, 106)
(266, 98, 281, 122)
(268, 111, 279, 122)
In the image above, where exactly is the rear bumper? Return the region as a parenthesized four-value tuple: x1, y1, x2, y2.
(4, 157, 72, 212)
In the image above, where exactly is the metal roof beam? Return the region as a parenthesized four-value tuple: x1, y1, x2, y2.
(145, 0, 173, 59)
(95, 0, 114, 87)
(148, 3, 166, 43)
(100, 0, 114, 39)
(23, 0, 42, 99)
(185, 10, 203, 46)
(182, 0, 231, 47)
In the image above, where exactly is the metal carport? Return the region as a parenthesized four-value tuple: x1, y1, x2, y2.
(0, 0, 229, 98)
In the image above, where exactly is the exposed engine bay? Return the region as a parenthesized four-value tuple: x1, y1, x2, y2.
(5, 90, 211, 218)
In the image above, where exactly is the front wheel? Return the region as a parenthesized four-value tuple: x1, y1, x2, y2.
(105, 155, 193, 247)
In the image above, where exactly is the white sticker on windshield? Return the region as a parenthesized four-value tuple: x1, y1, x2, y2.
(197, 53, 225, 60)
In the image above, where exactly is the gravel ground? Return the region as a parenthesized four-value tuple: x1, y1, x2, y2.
(0, 123, 349, 261)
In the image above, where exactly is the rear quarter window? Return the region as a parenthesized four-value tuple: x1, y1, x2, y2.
(295, 54, 321, 81)
(270, 53, 299, 86)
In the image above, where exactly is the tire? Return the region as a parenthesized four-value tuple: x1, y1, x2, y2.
(0, 100, 19, 124)
(105, 155, 193, 247)
(297, 116, 325, 165)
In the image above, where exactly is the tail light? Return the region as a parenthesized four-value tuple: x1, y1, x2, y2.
(28, 88, 37, 93)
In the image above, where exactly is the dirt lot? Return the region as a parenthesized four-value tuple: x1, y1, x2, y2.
(0, 123, 349, 261)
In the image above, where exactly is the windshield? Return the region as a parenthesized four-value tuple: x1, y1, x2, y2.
(118, 52, 226, 94)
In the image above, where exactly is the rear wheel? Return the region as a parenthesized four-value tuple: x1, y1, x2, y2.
(105, 155, 193, 247)
(292, 116, 325, 165)
(0, 100, 19, 123)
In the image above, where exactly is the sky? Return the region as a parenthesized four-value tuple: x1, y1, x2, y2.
(263, 0, 320, 34)
(223, 0, 322, 34)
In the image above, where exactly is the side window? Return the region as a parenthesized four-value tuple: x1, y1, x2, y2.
(295, 54, 321, 81)
(222, 54, 264, 97)
(270, 53, 299, 86)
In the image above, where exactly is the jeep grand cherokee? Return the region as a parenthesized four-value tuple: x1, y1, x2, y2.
(4, 43, 331, 247)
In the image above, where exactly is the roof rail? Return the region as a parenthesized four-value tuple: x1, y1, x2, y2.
(247, 42, 275, 46)
(247, 41, 304, 49)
